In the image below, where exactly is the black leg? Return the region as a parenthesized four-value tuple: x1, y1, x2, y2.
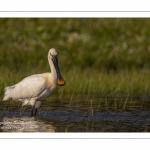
(34, 108, 38, 116)
(31, 106, 35, 116)
(31, 106, 38, 116)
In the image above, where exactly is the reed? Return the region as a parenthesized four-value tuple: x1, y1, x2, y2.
(1, 18, 150, 109)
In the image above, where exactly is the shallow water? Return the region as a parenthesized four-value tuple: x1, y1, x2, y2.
(0, 96, 150, 132)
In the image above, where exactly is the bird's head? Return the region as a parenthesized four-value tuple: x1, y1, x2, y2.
(48, 48, 65, 86)
(49, 48, 57, 59)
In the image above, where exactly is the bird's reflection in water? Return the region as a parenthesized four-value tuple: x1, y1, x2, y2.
(0, 116, 56, 132)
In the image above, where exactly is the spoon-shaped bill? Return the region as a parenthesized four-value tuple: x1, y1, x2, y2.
(52, 56, 65, 86)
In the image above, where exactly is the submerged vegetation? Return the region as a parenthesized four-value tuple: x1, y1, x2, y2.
(1, 18, 150, 100)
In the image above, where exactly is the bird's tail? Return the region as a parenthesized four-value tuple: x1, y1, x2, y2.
(3, 86, 15, 101)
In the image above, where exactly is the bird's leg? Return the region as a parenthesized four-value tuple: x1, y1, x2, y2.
(31, 106, 35, 116)
(31, 106, 34, 116)
(34, 108, 38, 116)
(31, 106, 38, 116)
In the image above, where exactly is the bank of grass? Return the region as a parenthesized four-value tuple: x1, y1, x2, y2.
(0, 68, 150, 113)
(58, 68, 150, 96)
(63, 68, 150, 95)
(1, 68, 150, 101)
(1, 18, 150, 100)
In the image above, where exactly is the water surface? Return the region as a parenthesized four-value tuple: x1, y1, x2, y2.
(0, 95, 150, 132)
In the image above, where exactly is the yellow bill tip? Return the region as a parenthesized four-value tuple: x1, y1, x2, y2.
(57, 79, 65, 86)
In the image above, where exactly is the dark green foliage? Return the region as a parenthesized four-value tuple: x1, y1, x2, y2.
(1, 18, 150, 96)
(0, 18, 150, 72)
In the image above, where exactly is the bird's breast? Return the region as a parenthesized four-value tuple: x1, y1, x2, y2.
(45, 73, 57, 88)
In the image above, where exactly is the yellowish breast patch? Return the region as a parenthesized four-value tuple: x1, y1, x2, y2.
(45, 74, 52, 87)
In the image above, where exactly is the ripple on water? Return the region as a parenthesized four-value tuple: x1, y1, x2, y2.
(0, 97, 150, 132)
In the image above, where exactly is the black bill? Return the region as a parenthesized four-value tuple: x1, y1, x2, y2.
(52, 56, 65, 86)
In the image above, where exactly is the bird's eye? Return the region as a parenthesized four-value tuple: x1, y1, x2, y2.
(50, 53, 54, 57)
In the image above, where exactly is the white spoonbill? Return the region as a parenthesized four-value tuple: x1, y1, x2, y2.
(3, 48, 65, 116)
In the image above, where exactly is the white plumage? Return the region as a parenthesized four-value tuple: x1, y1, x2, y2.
(3, 48, 65, 116)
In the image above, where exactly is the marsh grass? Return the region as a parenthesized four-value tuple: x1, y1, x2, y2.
(0, 100, 9, 116)
(40, 68, 150, 98)
(43, 106, 50, 117)
(13, 102, 21, 117)
(1, 18, 150, 111)
(144, 121, 150, 132)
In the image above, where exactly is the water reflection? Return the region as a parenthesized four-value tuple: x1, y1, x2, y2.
(0, 116, 56, 132)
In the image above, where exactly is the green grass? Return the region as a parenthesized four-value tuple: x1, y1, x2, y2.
(1, 69, 150, 100)
(1, 18, 150, 100)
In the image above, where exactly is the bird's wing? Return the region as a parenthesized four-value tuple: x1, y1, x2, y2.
(12, 74, 49, 100)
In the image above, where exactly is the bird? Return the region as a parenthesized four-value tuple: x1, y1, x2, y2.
(3, 48, 65, 116)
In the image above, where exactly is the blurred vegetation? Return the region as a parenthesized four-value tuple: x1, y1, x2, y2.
(1, 18, 150, 97)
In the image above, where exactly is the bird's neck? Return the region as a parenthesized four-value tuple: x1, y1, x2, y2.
(49, 59, 57, 82)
